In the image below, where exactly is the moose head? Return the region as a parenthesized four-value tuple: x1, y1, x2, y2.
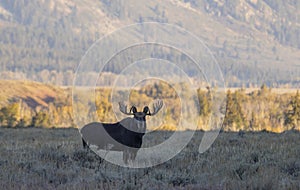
(118, 100, 163, 133)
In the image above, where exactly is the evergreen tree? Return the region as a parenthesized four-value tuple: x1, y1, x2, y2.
(223, 90, 246, 130)
(249, 111, 259, 130)
(197, 89, 212, 118)
(284, 91, 300, 129)
(0, 102, 19, 127)
(31, 111, 50, 128)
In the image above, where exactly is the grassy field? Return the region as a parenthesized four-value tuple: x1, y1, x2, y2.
(0, 127, 299, 189)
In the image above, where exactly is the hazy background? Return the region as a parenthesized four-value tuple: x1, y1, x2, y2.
(0, 0, 299, 87)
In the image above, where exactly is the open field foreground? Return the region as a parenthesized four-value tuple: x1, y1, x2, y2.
(0, 127, 299, 189)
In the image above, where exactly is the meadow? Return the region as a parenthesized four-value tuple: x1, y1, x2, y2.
(0, 127, 299, 189)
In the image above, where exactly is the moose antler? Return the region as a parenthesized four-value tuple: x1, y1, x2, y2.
(119, 102, 135, 115)
(148, 99, 163, 116)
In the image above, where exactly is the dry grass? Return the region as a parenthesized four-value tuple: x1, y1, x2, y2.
(0, 127, 299, 189)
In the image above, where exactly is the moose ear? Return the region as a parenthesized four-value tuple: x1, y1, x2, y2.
(130, 106, 137, 114)
(143, 106, 150, 114)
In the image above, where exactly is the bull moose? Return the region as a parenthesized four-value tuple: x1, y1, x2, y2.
(80, 100, 163, 164)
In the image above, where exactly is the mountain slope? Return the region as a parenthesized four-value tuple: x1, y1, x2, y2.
(0, 80, 66, 108)
(0, 0, 299, 87)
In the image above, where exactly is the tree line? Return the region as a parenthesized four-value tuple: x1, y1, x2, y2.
(198, 84, 300, 132)
(0, 83, 299, 132)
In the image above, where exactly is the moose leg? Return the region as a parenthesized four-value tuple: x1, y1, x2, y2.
(123, 150, 129, 165)
(82, 138, 88, 149)
(123, 149, 138, 165)
(128, 149, 137, 161)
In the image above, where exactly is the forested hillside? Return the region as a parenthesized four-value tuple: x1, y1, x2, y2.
(0, 0, 299, 87)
